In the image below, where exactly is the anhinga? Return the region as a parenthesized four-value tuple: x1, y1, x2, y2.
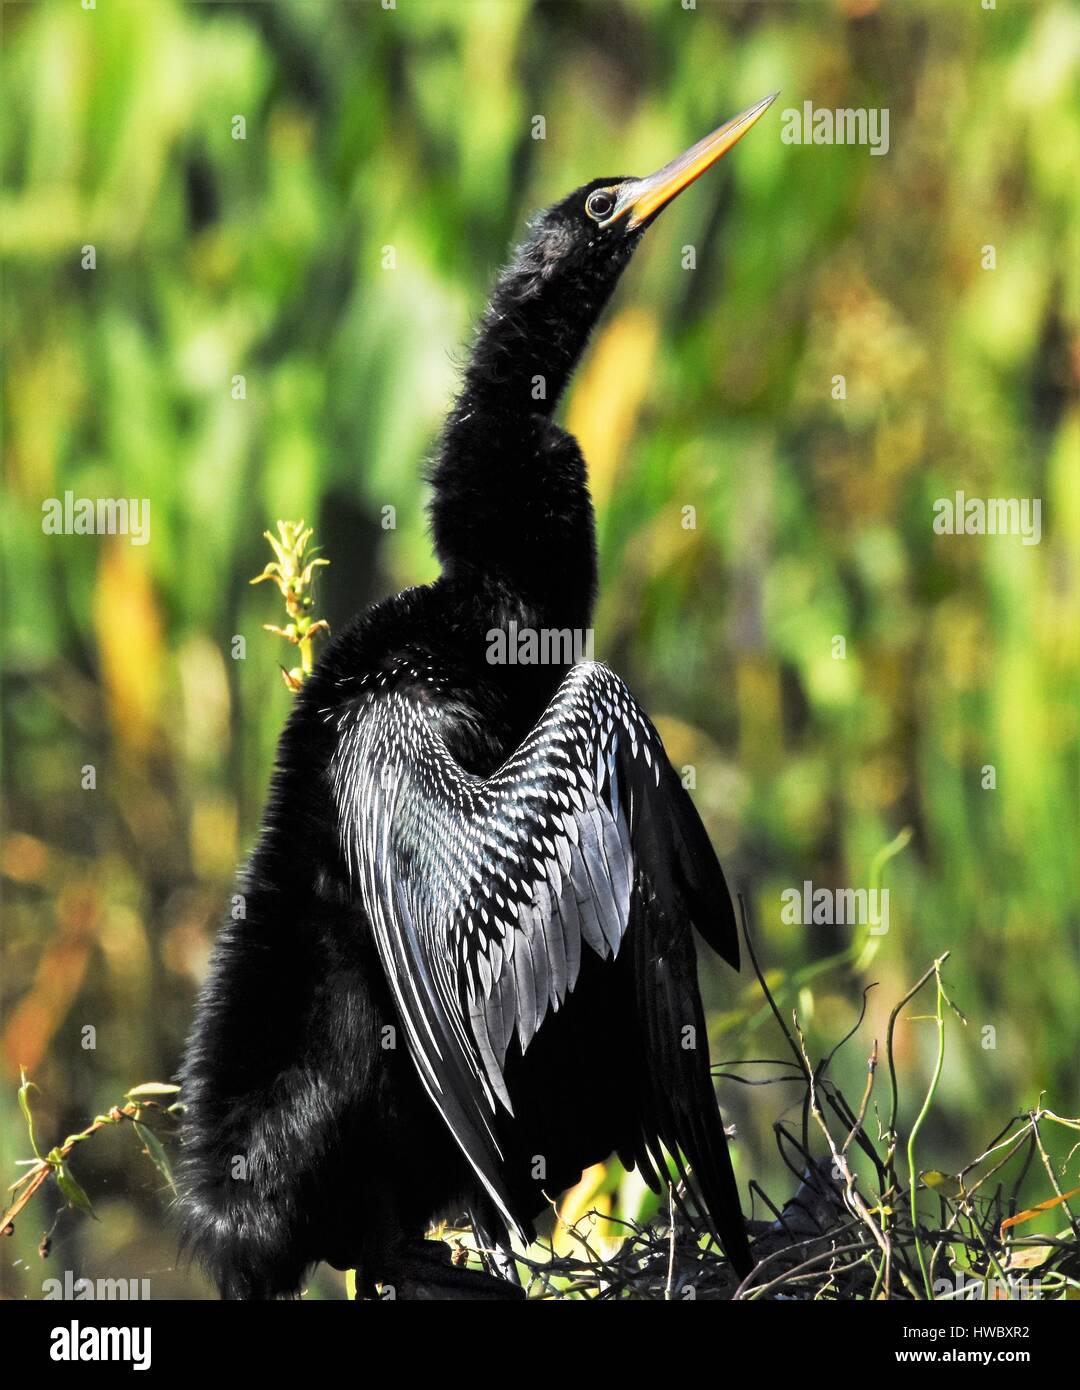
(179, 93, 776, 1299)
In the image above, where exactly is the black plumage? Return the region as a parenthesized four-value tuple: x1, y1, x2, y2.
(178, 95, 775, 1298)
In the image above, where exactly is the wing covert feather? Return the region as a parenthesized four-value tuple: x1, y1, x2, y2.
(328, 660, 739, 1241)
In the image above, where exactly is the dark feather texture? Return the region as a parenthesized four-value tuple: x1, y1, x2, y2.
(178, 168, 751, 1298)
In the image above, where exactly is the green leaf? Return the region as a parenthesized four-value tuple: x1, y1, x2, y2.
(133, 1121, 176, 1194)
(18, 1072, 43, 1161)
(124, 1082, 181, 1100)
(54, 1163, 97, 1220)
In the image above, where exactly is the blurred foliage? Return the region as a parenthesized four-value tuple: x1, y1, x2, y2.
(1, 0, 1077, 1299)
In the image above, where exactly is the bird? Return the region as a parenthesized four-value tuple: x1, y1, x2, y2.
(177, 92, 776, 1300)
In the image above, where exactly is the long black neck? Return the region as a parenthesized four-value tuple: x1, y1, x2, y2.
(429, 227, 636, 641)
(456, 240, 624, 415)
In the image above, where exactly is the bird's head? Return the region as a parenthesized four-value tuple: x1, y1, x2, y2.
(521, 91, 778, 293)
(434, 92, 778, 598)
(450, 90, 778, 423)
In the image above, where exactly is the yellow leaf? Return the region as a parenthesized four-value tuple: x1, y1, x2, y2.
(553, 1163, 608, 1257)
(1000, 1184, 1080, 1235)
(93, 542, 162, 750)
(566, 308, 658, 517)
(1005, 1244, 1055, 1271)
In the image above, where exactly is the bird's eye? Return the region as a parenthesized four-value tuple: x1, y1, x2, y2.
(585, 190, 616, 222)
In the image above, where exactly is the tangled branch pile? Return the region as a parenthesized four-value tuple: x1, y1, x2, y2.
(456, 933, 1080, 1302)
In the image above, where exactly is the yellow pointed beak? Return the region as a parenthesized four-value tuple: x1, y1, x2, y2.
(606, 91, 778, 231)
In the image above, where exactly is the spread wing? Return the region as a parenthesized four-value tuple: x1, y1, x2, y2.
(327, 659, 743, 1253)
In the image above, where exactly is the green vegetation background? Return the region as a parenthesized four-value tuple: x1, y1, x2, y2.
(1, 0, 1077, 1297)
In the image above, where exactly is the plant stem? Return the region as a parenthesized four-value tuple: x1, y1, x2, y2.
(907, 954, 949, 1299)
